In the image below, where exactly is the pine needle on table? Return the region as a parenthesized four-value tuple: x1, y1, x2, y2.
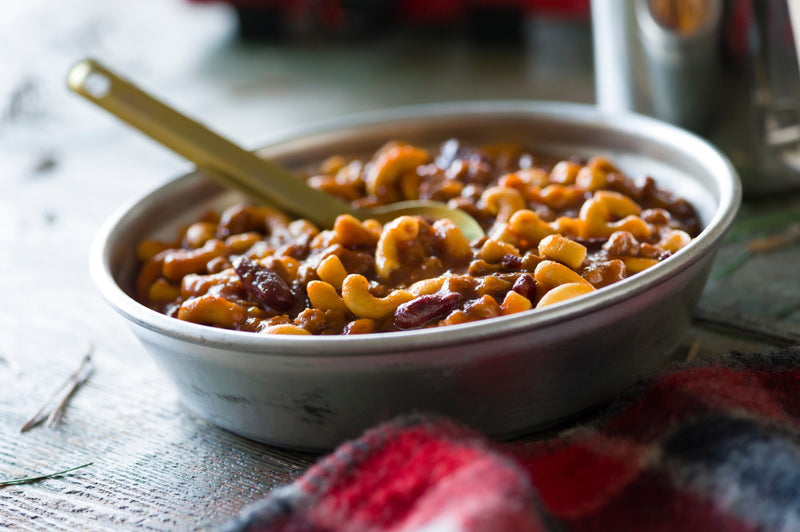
(20, 345, 94, 433)
(745, 223, 800, 253)
(0, 462, 93, 487)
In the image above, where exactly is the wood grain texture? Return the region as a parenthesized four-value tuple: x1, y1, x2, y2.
(696, 197, 800, 343)
(0, 0, 793, 529)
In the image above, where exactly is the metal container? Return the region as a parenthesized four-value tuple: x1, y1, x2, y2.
(91, 102, 740, 451)
(593, 0, 722, 132)
(592, 0, 800, 195)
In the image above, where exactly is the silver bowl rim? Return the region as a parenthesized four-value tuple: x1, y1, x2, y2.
(90, 100, 741, 357)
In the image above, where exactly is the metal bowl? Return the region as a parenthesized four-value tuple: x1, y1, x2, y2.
(91, 102, 740, 450)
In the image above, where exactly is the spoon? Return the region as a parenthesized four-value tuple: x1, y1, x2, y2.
(66, 59, 484, 240)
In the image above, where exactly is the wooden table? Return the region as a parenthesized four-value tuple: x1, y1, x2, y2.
(2, 1, 798, 529)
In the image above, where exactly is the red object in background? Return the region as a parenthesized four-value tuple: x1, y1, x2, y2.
(188, 0, 589, 16)
(188, 0, 589, 40)
(396, 0, 589, 23)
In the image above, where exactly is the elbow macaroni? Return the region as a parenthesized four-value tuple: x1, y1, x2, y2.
(136, 139, 700, 335)
(366, 144, 429, 203)
(375, 215, 419, 282)
(341, 274, 414, 319)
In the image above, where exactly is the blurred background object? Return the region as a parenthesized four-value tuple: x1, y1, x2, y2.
(593, 0, 800, 196)
(187, 0, 590, 42)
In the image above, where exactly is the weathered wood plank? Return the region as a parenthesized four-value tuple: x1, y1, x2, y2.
(696, 196, 800, 342)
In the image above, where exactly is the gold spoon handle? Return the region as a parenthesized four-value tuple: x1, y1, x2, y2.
(66, 58, 355, 227)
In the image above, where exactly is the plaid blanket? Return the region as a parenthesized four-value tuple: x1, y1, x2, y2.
(224, 349, 800, 532)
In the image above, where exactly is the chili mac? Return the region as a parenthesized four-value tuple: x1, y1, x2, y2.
(135, 139, 701, 335)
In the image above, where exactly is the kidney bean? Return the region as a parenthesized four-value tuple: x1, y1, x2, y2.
(511, 274, 535, 301)
(394, 292, 463, 330)
(232, 256, 294, 311)
(501, 253, 522, 270)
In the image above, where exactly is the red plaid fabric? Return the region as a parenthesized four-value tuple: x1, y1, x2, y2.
(225, 349, 800, 532)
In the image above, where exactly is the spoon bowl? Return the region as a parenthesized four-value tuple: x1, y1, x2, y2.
(67, 59, 485, 240)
